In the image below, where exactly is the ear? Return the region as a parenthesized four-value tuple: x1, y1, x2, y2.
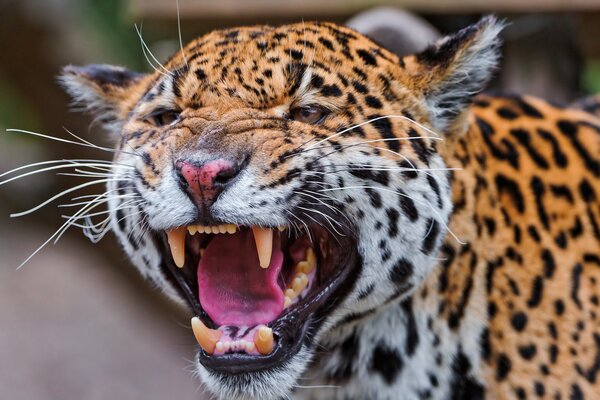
(403, 16, 505, 133)
(59, 64, 145, 130)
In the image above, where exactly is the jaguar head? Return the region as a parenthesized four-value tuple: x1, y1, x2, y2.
(59, 17, 502, 399)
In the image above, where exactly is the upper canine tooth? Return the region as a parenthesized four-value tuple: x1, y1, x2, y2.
(254, 325, 274, 355)
(191, 317, 222, 355)
(167, 227, 186, 268)
(251, 227, 273, 268)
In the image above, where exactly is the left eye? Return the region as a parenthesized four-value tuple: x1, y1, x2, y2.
(148, 109, 180, 127)
(289, 106, 326, 124)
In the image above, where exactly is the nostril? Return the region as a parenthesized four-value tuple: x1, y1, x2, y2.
(214, 166, 239, 186)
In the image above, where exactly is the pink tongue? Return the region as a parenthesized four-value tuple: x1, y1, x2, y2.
(198, 230, 284, 326)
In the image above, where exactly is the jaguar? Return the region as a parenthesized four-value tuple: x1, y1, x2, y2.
(11, 15, 600, 399)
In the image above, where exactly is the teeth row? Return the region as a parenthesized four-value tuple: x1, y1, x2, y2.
(284, 248, 316, 309)
(216, 339, 255, 353)
(188, 224, 237, 235)
(191, 318, 274, 356)
(167, 225, 286, 269)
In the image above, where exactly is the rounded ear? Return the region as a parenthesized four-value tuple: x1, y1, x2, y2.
(402, 16, 505, 133)
(59, 64, 145, 130)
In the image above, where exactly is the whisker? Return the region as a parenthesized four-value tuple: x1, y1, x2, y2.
(134, 23, 172, 77)
(175, 0, 189, 69)
(5, 128, 140, 157)
(0, 159, 116, 179)
(319, 185, 464, 245)
(10, 178, 125, 218)
(0, 162, 122, 186)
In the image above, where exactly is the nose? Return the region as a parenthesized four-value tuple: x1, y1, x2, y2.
(176, 159, 242, 208)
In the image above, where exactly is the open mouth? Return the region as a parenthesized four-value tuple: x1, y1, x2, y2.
(157, 222, 358, 373)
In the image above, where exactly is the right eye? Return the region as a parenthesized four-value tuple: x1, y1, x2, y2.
(147, 109, 181, 127)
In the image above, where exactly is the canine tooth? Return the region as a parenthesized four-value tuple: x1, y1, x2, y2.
(187, 226, 197, 235)
(167, 227, 186, 268)
(284, 296, 292, 308)
(251, 227, 273, 268)
(254, 325, 274, 355)
(306, 248, 316, 268)
(246, 341, 255, 352)
(285, 288, 296, 299)
(191, 317, 222, 355)
(226, 224, 237, 234)
(292, 273, 308, 293)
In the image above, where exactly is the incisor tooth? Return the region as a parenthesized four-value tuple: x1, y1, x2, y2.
(254, 325, 274, 355)
(191, 317, 222, 355)
(285, 288, 296, 299)
(211, 226, 220, 234)
(167, 227, 186, 268)
(187, 226, 197, 235)
(246, 341, 256, 352)
(252, 227, 273, 268)
(226, 224, 237, 234)
(284, 296, 292, 308)
(218, 225, 227, 234)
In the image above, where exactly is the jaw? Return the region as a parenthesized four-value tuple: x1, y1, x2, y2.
(152, 221, 360, 392)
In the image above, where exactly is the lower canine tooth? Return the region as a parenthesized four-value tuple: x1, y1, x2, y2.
(167, 227, 186, 268)
(191, 317, 222, 355)
(254, 325, 274, 355)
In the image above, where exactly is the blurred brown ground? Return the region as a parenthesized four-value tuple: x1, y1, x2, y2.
(0, 205, 202, 400)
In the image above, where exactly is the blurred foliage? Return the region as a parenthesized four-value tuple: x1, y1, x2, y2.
(0, 74, 40, 132)
(80, 0, 144, 70)
(583, 60, 600, 94)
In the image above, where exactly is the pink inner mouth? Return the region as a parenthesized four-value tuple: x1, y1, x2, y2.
(198, 230, 285, 326)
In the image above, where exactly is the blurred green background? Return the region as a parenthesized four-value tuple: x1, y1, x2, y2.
(1, 0, 600, 398)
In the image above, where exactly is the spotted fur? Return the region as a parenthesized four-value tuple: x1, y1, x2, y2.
(59, 16, 600, 400)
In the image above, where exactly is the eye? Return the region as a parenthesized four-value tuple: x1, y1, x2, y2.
(148, 109, 180, 127)
(289, 106, 327, 124)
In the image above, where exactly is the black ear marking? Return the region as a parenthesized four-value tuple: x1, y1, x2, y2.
(59, 64, 145, 131)
(61, 64, 143, 88)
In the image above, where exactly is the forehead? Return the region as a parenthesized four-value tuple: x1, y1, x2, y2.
(157, 22, 399, 108)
